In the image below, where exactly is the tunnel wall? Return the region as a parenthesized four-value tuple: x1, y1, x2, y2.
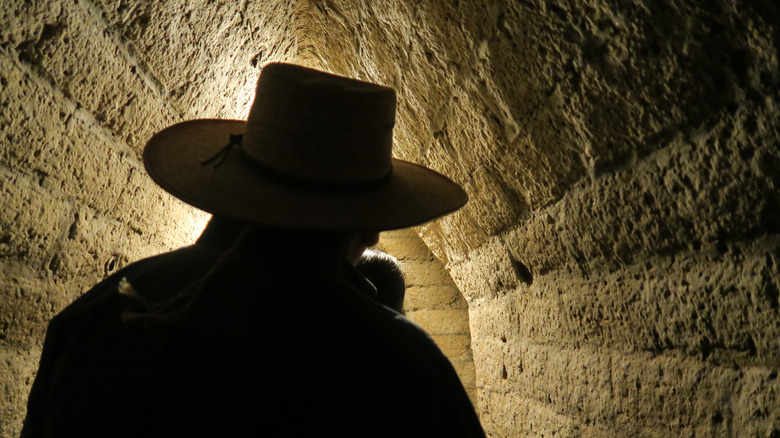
(300, 0, 780, 436)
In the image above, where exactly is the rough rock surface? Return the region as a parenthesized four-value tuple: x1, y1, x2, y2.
(3, 0, 780, 436)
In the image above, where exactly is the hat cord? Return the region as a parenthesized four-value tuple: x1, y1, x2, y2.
(201, 133, 244, 167)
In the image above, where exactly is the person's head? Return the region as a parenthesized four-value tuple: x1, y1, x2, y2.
(356, 250, 406, 313)
(143, 62, 467, 241)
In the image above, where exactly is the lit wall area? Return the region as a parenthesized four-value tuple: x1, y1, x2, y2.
(3, 0, 780, 437)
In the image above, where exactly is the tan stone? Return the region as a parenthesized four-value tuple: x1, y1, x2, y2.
(0, 347, 40, 438)
(451, 358, 477, 391)
(377, 232, 433, 261)
(431, 334, 473, 361)
(404, 284, 467, 311)
(400, 259, 455, 287)
(0, 166, 74, 266)
(406, 309, 472, 335)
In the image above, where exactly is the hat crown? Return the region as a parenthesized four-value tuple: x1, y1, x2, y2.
(241, 63, 397, 185)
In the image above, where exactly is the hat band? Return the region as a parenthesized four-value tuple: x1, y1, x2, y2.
(202, 134, 393, 193)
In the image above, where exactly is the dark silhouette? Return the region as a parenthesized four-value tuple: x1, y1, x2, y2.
(21, 63, 483, 437)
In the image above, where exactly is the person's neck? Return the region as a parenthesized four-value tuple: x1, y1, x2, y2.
(196, 216, 351, 270)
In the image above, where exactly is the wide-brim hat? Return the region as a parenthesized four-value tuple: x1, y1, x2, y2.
(143, 63, 467, 231)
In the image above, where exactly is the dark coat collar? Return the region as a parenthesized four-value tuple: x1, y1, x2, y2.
(194, 217, 378, 299)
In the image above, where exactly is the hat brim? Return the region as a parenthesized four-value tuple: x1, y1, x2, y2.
(143, 119, 468, 231)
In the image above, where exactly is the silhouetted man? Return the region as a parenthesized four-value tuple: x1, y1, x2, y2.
(22, 62, 484, 437)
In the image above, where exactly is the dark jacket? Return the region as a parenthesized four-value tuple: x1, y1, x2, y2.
(22, 220, 485, 437)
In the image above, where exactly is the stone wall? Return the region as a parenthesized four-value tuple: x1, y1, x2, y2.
(3, 0, 780, 436)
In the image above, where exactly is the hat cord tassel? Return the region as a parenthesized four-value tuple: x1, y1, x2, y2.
(201, 134, 243, 167)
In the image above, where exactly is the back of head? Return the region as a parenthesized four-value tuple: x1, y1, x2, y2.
(356, 249, 406, 313)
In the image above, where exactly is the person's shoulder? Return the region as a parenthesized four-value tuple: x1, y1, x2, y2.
(52, 244, 222, 324)
(349, 294, 446, 359)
